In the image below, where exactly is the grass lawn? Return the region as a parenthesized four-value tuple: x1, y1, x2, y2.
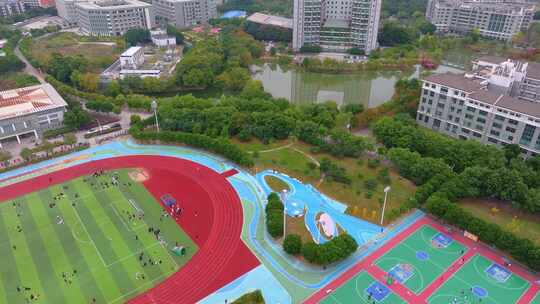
(28, 32, 121, 72)
(459, 198, 540, 245)
(0, 72, 40, 91)
(264, 175, 290, 192)
(0, 169, 196, 304)
(235, 139, 416, 225)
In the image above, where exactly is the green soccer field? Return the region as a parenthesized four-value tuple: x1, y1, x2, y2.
(320, 271, 406, 304)
(428, 254, 530, 304)
(375, 225, 466, 294)
(0, 169, 197, 304)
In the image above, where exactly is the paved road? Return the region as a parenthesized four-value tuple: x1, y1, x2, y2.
(14, 43, 45, 84)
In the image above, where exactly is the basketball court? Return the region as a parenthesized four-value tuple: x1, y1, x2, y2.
(307, 217, 539, 304)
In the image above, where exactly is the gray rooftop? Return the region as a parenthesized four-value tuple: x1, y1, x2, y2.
(76, 0, 150, 10)
(469, 89, 502, 105)
(497, 95, 540, 118)
(423, 73, 484, 92)
(526, 62, 540, 80)
(474, 55, 506, 65)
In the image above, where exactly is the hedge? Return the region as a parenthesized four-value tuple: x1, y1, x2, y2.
(425, 195, 540, 271)
(129, 127, 253, 167)
(265, 192, 284, 238)
(301, 234, 358, 266)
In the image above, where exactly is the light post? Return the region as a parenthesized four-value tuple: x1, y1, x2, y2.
(282, 189, 287, 237)
(151, 99, 159, 132)
(380, 186, 391, 226)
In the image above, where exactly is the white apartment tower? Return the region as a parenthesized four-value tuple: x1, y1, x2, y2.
(153, 0, 217, 28)
(293, 0, 381, 53)
(426, 0, 535, 41)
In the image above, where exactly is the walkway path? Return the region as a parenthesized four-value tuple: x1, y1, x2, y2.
(14, 43, 45, 84)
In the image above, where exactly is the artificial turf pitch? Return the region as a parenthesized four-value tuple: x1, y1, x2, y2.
(375, 225, 466, 294)
(0, 169, 197, 304)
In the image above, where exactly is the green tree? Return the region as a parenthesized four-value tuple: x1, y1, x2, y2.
(283, 234, 302, 255)
(378, 22, 413, 46)
(64, 107, 91, 130)
(63, 133, 77, 148)
(124, 29, 150, 46)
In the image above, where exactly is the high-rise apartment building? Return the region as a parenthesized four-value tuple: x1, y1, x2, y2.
(426, 0, 535, 40)
(0, 0, 25, 17)
(293, 0, 381, 53)
(75, 0, 154, 36)
(416, 58, 540, 157)
(153, 0, 216, 28)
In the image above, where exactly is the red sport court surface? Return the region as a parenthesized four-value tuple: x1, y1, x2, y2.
(306, 216, 540, 304)
(0, 155, 259, 304)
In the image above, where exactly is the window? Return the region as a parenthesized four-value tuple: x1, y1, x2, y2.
(506, 127, 516, 133)
(494, 115, 505, 121)
(465, 113, 474, 120)
(467, 106, 476, 113)
(462, 128, 470, 134)
(492, 122, 502, 129)
(422, 97, 426, 103)
(509, 119, 518, 125)
(488, 137, 499, 144)
(477, 117, 486, 124)
(520, 124, 536, 145)
(473, 132, 482, 138)
(479, 110, 487, 116)
(430, 91, 435, 97)
(490, 130, 500, 136)
(418, 113, 424, 120)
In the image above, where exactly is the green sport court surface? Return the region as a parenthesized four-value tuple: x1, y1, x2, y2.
(375, 225, 466, 294)
(429, 254, 530, 304)
(320, 271, 405, 304)
(0, 169, 197, 304)
(532, 291, 540, 304)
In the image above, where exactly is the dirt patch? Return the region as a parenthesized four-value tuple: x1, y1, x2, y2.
(128, 168, 149, 182)
(285, 215, 313, 243)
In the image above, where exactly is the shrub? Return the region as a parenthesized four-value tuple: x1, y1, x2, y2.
(283, 234, 302, 255)
(367, 158, 380, 168)
(301, 234, 358, 266)
(364, 178, 378, 190)
(130, 114, 142, 126)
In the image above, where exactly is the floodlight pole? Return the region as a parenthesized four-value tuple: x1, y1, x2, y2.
(151, 99, 159, 132)
(380, 186, 391, 226)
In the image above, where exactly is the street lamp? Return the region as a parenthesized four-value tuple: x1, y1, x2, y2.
(151, 99, 159, 132)
(281, 189, 287, 237)
(380, 186, 391, 226)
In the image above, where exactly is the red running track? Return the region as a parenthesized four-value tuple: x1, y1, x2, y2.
(0, 155, 260, 304)
(305, 216, 540, 304)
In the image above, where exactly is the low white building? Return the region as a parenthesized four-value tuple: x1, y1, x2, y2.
(150, 29, 176, 47)
(119, 69, 161, 78)
(120, 46, 145, 69)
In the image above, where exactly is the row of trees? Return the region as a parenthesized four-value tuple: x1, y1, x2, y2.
(265, 193, 284, 238)
(373, 116, 540, 270)
(153, 88, 371, 158)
